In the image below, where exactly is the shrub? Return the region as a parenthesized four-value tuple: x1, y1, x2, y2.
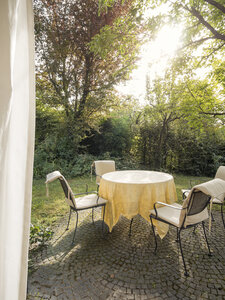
(29, 223, 53, 250)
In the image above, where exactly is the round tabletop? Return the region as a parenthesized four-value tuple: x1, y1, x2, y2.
(99, 170, 177, 237)
(101, 170, 173, 184)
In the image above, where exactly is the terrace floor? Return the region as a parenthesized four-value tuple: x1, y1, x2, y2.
(27, 209, 225, 300)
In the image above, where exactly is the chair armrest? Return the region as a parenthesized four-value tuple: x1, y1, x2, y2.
(182, 190, 190, 200)
(152, 202, 184, 218)
(154, 202, 183, 210)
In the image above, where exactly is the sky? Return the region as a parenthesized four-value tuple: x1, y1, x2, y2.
(116, 25, 183, 104)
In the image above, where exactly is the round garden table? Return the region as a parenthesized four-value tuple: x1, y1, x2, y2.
(99, 170, 177, 238)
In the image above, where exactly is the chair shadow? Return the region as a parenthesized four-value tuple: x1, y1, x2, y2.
(27, 211, 225, 299)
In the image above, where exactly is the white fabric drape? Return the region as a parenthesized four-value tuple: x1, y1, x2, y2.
(0, 0, 35, 299)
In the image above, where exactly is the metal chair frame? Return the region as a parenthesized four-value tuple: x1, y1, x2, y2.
(66, 201, 106, 244)
(129, 218, 133, 237)
(92, 160, 116, 189)
(58, 176, 107, 244)
(182, 166, 225, 228)
(182, 189, 225, 229)
(211, 201, 225, 228)
(150, 191, 212, 276)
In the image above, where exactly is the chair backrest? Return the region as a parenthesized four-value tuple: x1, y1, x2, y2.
(45, 171, 76, 209)
(179, 190, 211, 228)
(93, 160, 116, 184)
(187, 191, 210, 216)
(215, 166, 225, 181)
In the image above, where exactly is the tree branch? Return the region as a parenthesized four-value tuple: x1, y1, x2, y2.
(178, 36, 216, 51)
(185, 83, 197, 101)
(204, 0, 225, 15)
(190, 6, 225, 41)
(197, 42, 225, 66)
(199, 110, 225, 116)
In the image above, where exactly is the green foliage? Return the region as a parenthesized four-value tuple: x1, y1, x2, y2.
(34, 146, 96, 178)
(134, 68, 225, 176)
(83, 116, 133, 157)
(33, 0, 225, 181)
(34, 0, 142, 141)
(29, 224, 53, 249)
(135, 119, 225, 177)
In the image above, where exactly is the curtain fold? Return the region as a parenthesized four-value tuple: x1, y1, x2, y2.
(0, 0, 35, 299)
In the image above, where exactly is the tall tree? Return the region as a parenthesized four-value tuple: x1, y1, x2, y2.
(34, 0, 142, 143)
(137, 72, 182, 168)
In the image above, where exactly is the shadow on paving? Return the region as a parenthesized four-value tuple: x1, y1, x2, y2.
(27, 209, 225, 300)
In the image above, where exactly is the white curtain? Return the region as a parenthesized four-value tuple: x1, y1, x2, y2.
(0, 0, 35, 299)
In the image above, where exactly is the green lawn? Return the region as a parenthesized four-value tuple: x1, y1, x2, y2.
(31, 173, 212, 228)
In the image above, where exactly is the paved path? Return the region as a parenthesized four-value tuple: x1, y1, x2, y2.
(27, 209, 225, 300)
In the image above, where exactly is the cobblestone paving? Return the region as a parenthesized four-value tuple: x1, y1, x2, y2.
(27, 209, 225, 300)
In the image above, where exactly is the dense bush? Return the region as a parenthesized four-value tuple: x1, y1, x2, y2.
(136, 121, 225, 177)
(33, 112, 140, 178)
(34, 98, 225, 179)
(82, 117, 133, 157)
(34, 145, 140, 179)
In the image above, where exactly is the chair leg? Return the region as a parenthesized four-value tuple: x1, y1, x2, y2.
(221, 204, 225, 228)
(72, 211, 78, 244)
(102, 205, 106, 237)
(66, 207, 72, 230)
(129, 218, 133, 237)
(202, 221, 212, 256)
(192, 225, 197, 234)
(178, 229, 189, 277)
(150, 216, 157, 254)
(176, 227, 179, 242)
(92, 207, 94, 224)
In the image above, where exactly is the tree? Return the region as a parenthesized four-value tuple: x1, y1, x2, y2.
(146, 0, 225, 65)
(135, 72, 182, 169)
(81, 95, 141, 156)
(34, 0, 143, 146)
(135, 66, 225, 172)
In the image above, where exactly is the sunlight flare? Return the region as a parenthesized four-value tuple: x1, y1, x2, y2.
(116, 25, 183, 103)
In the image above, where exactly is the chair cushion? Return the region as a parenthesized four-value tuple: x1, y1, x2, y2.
(150, 203, 182, 227)
(181, 189, 190, 194)
(46, 170, 62, 183)
(75, 193, 107, 209)
(185, 207, 208, 226)
(215, 166, 225, 181)
(212, 197, 224, 204)
(94, 160, 115, 184)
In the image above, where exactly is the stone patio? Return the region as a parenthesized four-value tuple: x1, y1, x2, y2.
(27, 209, 225, 300)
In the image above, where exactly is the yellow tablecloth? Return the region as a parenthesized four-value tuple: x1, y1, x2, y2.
(99, 170, 177, 238)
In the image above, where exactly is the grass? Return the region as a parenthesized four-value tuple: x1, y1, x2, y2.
(31, 175, 97, 227)
(31, 172, 213, 228)
(173, 173, 212, 204)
